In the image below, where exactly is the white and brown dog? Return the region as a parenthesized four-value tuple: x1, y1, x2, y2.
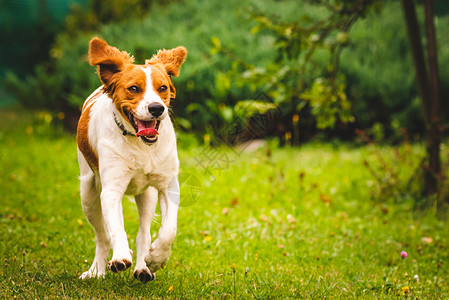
(76, 37, 187, 282)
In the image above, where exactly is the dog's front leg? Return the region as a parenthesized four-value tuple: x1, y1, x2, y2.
(133, 187, 158, 283)
(145, 175, 180, 273)
(100, 172, 133, 273)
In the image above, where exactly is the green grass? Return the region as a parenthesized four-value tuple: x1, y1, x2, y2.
(0, 110, 448, 299)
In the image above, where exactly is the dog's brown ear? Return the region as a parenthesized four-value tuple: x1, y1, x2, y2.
(88, 37, 134, 86)
(146, 46, 187, 77)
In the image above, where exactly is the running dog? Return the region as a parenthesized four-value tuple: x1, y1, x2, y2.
(76, 37, 187, 282)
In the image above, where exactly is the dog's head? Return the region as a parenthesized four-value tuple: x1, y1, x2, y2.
(88, 37, 187, 144)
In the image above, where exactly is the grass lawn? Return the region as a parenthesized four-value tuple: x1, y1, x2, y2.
(0, 110, 448, 299)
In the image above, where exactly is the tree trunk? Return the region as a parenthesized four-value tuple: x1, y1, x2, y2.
(424, 0, 441, 197)
(400, 0, 441, 197)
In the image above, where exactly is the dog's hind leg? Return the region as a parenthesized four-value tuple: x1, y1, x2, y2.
(133, 187, 158, 283)
(78, 153, 110, 279)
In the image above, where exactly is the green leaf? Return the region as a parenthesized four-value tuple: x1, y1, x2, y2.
(175, 117, 192, 130)
(235, 100, 277, 119)
(210, 36, 221, 49)
(251, 25, 261, 35)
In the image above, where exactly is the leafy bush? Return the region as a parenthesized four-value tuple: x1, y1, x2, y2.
(215, 1, 449, 142)
(212, 0, 382, 146)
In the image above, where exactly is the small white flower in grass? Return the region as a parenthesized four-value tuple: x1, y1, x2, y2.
(414, 274, 419, 282)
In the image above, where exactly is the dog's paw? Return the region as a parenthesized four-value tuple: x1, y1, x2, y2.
(108, 258, 132, 273)
(107, 249, 133, 273)
(133, 266, 155, 283)
(79, 268, 106, 279)
(79, 259, 107, 279)
(144, 246, 170, 273)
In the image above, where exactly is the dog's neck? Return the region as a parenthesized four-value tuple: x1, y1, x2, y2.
(113, 110, 135, 137)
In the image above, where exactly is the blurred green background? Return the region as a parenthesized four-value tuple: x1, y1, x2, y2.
(0, 0, 87, 78)
(2, 0, 449, 144)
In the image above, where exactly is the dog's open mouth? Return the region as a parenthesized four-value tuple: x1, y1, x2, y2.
(128, 112, 160, 143)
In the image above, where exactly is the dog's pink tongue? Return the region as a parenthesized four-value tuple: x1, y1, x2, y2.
(136, 120, 159, 137)
(137, 128, 158, 137)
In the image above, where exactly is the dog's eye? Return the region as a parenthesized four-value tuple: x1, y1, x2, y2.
(158, 85, 168, 93)
(128, 86, 140, 93)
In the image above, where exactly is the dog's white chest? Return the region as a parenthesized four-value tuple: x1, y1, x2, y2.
(125, 170, 166, 195)
(124, 147, 178, 195)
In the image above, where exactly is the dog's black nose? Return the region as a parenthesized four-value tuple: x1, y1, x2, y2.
(148, 103, 165, 117)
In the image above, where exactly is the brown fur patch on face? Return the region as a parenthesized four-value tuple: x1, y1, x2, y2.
(149, 65, 172, 106)
(145, 46, 187, 102)
(106, 65, 147, 120)
(77, 97, 99, 171)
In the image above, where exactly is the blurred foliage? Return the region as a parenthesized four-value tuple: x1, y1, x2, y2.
(341, 1, 449, 139)
(5, 0, 449, 143)
(63, 0, 174, 36)
(213, 0, 383, 136)
(0, 0, 83, 78)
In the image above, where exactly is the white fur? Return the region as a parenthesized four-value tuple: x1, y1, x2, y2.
(135, 67, 169, 121)
(78, 69, 180, 281)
